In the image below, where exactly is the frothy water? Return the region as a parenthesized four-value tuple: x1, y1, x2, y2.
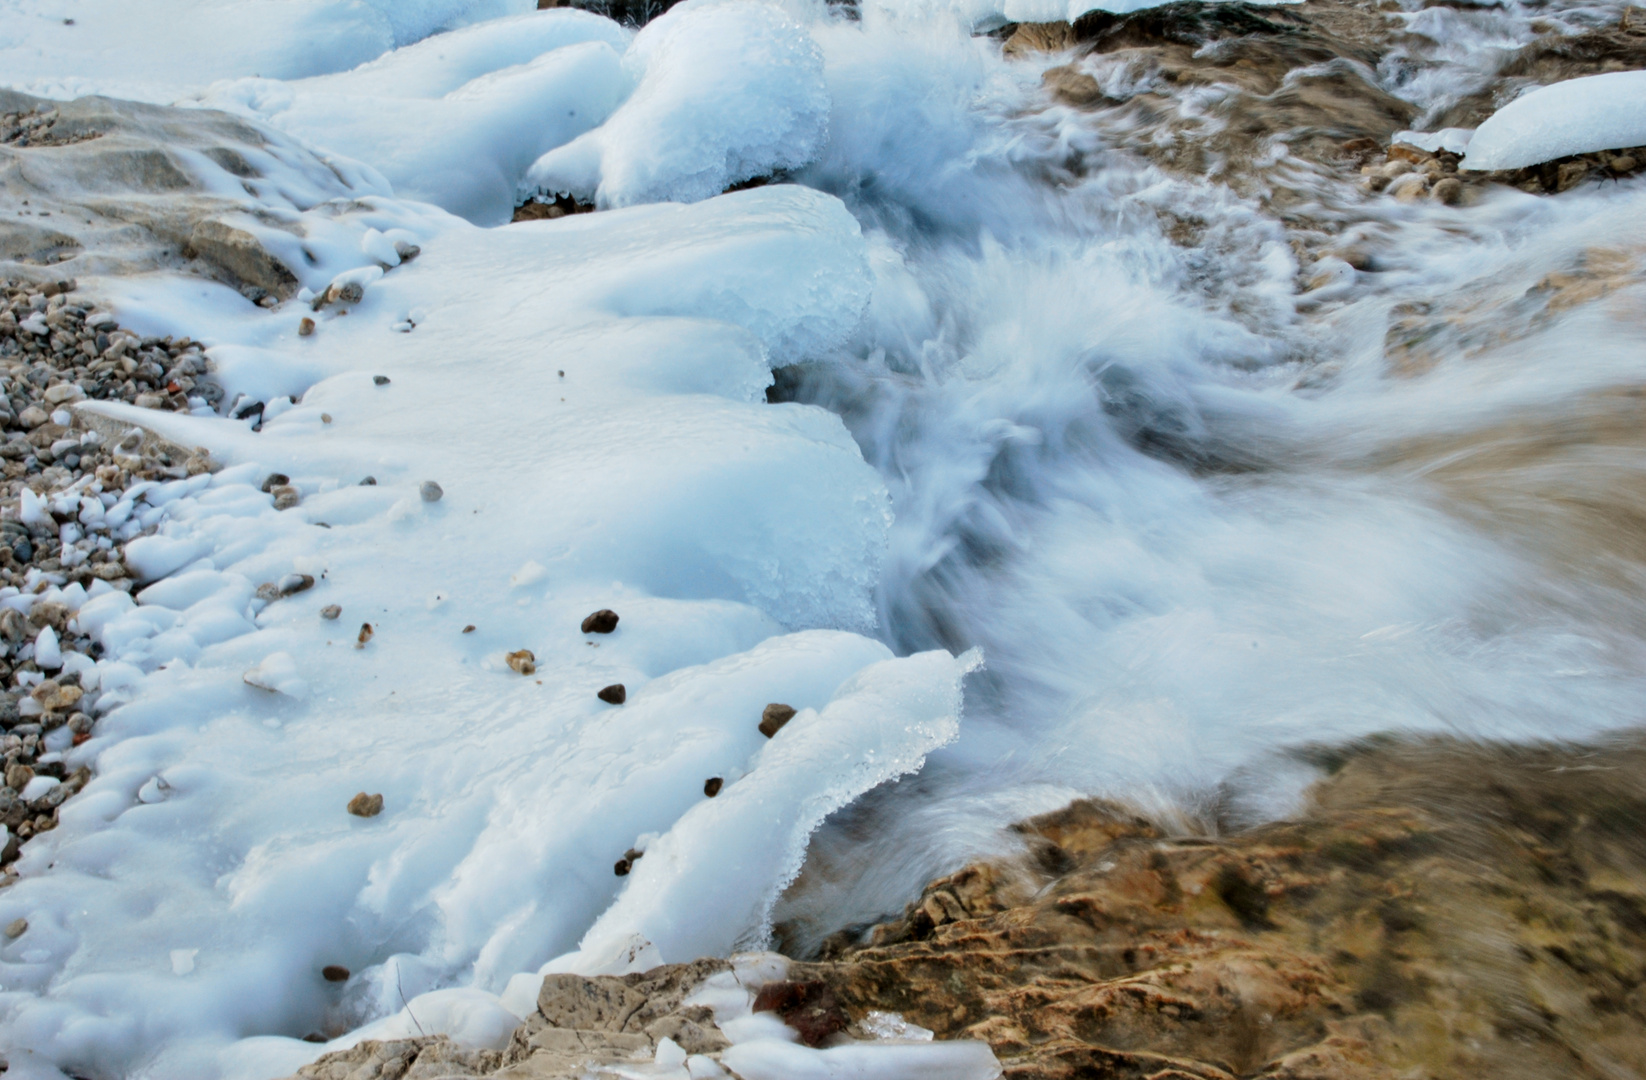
(774, 0, 1646, 949)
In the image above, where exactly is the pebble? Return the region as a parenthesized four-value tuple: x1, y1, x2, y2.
(298, 317, 315, 337)
(346, 792, 383, 818)
(4, 917, 25, 938)
(322, 965, 351, 982)
(462, 624, 475, 633)
(278, 573, 315, 596)
(597, 683, 626, 705)
(506, 649, 537, 675)
(704, 777, 723, 797)
(759, 703, 797, 738)
(260, 472, 289, 493)
(356, 623, 374, 648)
(5, 762, 33, 790)
(321, 604, 341, 620)
(1431, 177, 1464, 205)
(614, 858, 632, 876)
(271, 485, 301, 510)
(419, 480, 443, 503)
(581, 609, 620, 634)
(372, 375, 390, 386)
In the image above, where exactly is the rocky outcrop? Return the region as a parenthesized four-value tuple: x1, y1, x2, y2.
(292, 735, 1646, 1080)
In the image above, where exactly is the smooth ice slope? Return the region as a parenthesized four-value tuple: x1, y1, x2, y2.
(1462, 70, 1646, 171)
(1, 0, 537, 103)
(198, 11, 634, 224)
(525, 0, 830, 208)
(0, 179, 907, 1079)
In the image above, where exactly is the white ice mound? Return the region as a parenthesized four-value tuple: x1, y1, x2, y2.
(562, 646, 981, 973)
(198, 11, 632, 224)
(1461, 71, 1646, 172)
(525, 0, 830, 208)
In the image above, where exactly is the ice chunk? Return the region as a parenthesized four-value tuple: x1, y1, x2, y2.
(1392, 128, 1474, 156)
(1461, 71, 1646, 172)
(526, 1, 829, 208)
(34, 626, 62, 671)
(566, 647, 979, 969)
(722, 1038, 1002, 1080)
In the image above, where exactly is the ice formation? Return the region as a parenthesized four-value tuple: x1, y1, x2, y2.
(524, 0, 830, 208)
(1, 0, 1645, 1077)
(1461, 70, 1646, 171)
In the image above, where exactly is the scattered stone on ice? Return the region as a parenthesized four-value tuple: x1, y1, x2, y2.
(356, 623, 374, 648)
(4, 918, 25, 939)
(347, 792, 383, 818)
(419, 480, 442, 503)
(322, 965, 350, 983)
(704, 777, 723, 797)
(582, 609, 619, 634)
(506, 649, 537, 675)
(278, 573, 314, 596)
(321, 604, 341, 620)
(298, 317, 315, 336)
(759, 703, 796, 738)
(373, 375, 390, 386)
(598, 683, 626, 705)
(462, 624, 475, 633)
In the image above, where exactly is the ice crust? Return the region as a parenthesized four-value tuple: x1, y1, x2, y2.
(0, 132, 917, 1076)
(1461, 70, 1646, 172)
(197, 12, 635, 224)
(525, 0, 831, 208)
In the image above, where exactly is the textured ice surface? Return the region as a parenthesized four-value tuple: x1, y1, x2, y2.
(197, 11, 633, 224)
(0, 0, 538, 102)
(1462, 70, 1646, 171)
(525, 0, 830, 208)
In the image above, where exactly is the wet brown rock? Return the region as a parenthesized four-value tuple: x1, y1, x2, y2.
(759, 702, 796, 738)
(298, 316, 314, 336)
(778, 735, 1646, 1080)
(346, 792, 383, 818)
(751, 979, 849, 1046)
(321, 965, 350, 982)
(704, 776, 723, 797)
(320, 604, 340, 620)
(4, 917, 25, 938)
(5, 762, 33, 790)
(507, 649, 537, 675)
(356, 622, 373, 648)
(597, 683, 625, 705)
(581, 608, 619, 634)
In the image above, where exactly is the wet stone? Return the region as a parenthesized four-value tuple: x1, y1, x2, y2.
(582, 608, 619, 634)
(322, 965, 350, 983)
(704, 777, 723, 797)
(419, 480, 442, 503)
(759, 703, 796, 738)
(506, 649, 536, 675)
(346, 792, 383, 818)
(320, 604, 341, 620)
(597, 683, 626, 705)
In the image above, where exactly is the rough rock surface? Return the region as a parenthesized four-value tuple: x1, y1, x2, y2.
(796, 735, 1646, 1080)
(290, 736, 1646, 1080)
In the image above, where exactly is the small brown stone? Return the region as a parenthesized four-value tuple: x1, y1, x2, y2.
(759, 703, 797, 738)
(581, 609, 619, 634)
(321, 965, 350, 982)
(507, 649, 536, 675)
(5, 762, 33, 790)
(462, 624, 475, 633)
(356, 623, 373, 648)
(704, 777, 723, 797)
(298, 317, 315, 337)
(614, 858, 631, 876)
(271, 485, 300, 510)
(1431, 177, 1464, 205)
(347, 792, 383, 818)
(260, 473, 290, 493)
(4, 918, 26, 938)
(597, 683, 626, 705)
(320, 604, 341, 620)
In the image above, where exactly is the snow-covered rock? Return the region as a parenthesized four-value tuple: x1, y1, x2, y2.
(1461, 71, 1646, 172)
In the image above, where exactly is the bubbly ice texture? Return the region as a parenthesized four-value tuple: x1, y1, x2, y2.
(1461, 70, 1646, 171)
(524, 0, 830, 208)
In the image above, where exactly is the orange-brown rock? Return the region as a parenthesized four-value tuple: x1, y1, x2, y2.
(793, 735, 1646, 1080)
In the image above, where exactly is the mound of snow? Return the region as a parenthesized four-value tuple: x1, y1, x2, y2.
(861, 0, 1297, 29)
(1461, 71, 1646, 172)
(197, 10, 633, 224)
(525, 0, 829, 208)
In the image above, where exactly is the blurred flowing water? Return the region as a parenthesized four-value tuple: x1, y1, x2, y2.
(773, 0, 1646, 949)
